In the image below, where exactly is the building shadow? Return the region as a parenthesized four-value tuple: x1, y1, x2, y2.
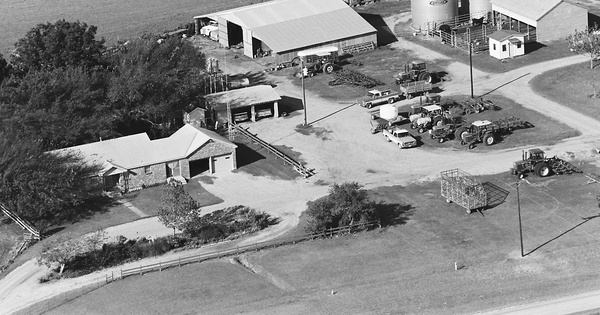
(589, 13, 600, 28)
(525, 214, 600, 256)
(359, 13, 398, 47)
(279, 96, 304, 115)
(525, 42, 546, 54)
(482, 182, 510, 209)
(233, 142, 266, 168)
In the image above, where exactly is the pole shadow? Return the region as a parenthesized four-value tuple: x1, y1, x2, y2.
(525, 213, 600, 256)
(479, 72, 530, 97)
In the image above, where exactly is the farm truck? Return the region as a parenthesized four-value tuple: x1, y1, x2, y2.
(383, 127, 417, 149)
(359, 89, 402, 109)
(369, 104, 407, 134)
(510, 148, 582, 178)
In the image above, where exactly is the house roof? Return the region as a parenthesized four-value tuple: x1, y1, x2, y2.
(489, 30, 524, 42)
(490, 0, 562, 22)
(194, 0, 377, 53)
(205, 85, 281, 111)
(53, 124, 236, 172)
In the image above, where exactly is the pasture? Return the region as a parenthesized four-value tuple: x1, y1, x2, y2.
(49, 166, 600, 314)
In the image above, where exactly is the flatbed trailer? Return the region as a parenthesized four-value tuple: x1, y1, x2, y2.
(399, 81, 434, 99)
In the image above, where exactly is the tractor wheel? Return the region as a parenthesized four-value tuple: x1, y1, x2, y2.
(454, 127, 467, 142)
(323, 63, 334, 74)
(291, 57, 301, 66)
(418, 72, 433, 83)
(433, 116, 443, 126)
(439, 138, 445, 143)
(483, 133, 495, 146)
(534, 162, 551, 177)
(407, 94, 413, 99)
(418, 127, 425, 133)
(468, 143, 475, 150)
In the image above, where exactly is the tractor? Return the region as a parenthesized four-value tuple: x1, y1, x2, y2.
(297, 46, 339, 77)
(510, 148, 582, 178)
(410, 104, 443, 133)
(510, 148, 552, 178)
(429, 114, 464, 143)
(454, 120, 499, 149)
(395, 60, 433, 85)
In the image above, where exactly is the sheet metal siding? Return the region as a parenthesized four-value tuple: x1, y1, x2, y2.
(274, 33, 377, 64)
(233, 0, 347, 29)
(536, 2, 588, 42)
(218, 17, 229, 47)
(492, 5, 537, 26)
(490, 0, 561, 22)
(411, 0, 459, 31)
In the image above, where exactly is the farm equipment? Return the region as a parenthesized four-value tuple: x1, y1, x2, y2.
(297, 46, 339, 76)
(399, 81, 434, 99)
(510, 148, 582, 178)
(409, 104, 443, 133)
(454, 117, 531, 149)
(441, 169, 487, 214)
(383, 127, 417, 149)
(428, 114, 465, 143)
(359, 89, 401, 109)
(369, 104, 407, 133)
(395, 60, 433, 84)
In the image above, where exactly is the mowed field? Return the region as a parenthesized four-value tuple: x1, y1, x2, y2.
(50, 167, 600, 314)
(0, 0, 268, 57)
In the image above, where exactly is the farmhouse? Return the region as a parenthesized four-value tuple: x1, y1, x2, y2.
(54, 124, 237, 192)
(199, 85, 282, 125)
(488, 30, 525, 60)
(193, 0, 377, 65)
(491, 0, 588, 43)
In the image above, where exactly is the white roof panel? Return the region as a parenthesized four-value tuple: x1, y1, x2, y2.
(490, 0, 562, 22)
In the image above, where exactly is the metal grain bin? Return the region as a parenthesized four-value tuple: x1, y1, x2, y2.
(469, 0, 491, 18)
(411, 0, 459, 31)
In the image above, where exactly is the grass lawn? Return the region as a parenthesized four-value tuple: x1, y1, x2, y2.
(47, 162, 600, 314)
(530, 61, 600, 122)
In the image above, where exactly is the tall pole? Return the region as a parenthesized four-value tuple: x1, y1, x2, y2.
(301, 57, 307, 126)
(516, 181, 524, 257)
(469, 42, 474, 99)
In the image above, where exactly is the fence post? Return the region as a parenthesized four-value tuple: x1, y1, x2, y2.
(120, 269, 123, 279)
(255, 242, 258, 252)
(179, 257, 181, 267)
(159, 261, 162, 272)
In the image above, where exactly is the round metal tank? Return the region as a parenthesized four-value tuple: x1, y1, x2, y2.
(411, 0, 459, 31)
(380, 104, 399, 121)
(469, 0, 491, 16)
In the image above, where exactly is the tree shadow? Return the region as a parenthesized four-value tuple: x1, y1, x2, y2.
(525, 213, 600, 256)
(359, 13, 397, 46)
(373, 202, 415, 227)
(69, 195, 119, 224)
(43, 226, 66, 237)
(482, 182, 510, 209)
(233, 141, 266, 168)
(229, 71, 275, 87)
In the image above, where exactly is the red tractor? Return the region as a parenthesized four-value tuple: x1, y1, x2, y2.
(297, 46, 339, 77)
(395, 60, 433, 85)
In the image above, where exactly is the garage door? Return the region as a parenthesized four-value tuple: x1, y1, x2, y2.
(212, 154, 232, 173)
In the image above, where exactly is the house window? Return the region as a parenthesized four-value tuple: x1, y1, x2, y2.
(517, 42, 521, 49)
(502, 44, 507, 52)
(493, 43, 496, 50)
(144, 166, 152, 175)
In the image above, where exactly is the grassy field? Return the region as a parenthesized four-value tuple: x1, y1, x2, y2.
(530, 61, 600, 122)
(0, 0, 269, 57)
(49, 163, 600, 314)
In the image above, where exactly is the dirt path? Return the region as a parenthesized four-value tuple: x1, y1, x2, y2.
(3, 19, 600, 314)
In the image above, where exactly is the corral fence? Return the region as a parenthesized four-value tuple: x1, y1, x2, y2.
(14, 221, 379, 315)
(425, 10, 492, 54)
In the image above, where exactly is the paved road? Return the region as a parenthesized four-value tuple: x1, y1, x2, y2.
(477, 289, 600, 314)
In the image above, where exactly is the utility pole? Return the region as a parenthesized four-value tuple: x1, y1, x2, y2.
(469, 41, 474, 99)
(516, 181, 524, 257)
(301, 57, 307, 126)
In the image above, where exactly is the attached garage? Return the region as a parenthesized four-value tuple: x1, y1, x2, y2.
(491, 0, 588, 43)
(194, 0, 377, 65)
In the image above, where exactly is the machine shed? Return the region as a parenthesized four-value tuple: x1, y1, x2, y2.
(491, 0, 587, 43)
(203, 85, 282, 124)
(194, 0, 377, 65)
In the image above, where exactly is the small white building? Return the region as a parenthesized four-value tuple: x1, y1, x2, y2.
(488, 30, 525, 60)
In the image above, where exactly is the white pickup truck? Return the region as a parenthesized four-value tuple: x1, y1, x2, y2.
(359, 89, 401, 109)
(383, 127, 417, 149)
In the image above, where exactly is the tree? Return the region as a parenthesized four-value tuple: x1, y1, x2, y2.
(105, 36, 206, 137)
(567, 25, 600, 69)
(37, 230, 106, 275)
(11, 20, 105, 74)
(0, 131, 102, 233)
(305, 182, 375, 233)
(0, 53, 9, 84)
(157, 185, 200, 236)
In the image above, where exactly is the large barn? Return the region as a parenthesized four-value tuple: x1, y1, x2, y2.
(194, 0, 377, 65)
(491, 0, 588, 43)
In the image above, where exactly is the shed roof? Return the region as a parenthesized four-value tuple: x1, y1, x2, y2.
(490, 0, 562, 22)
(54, 124, 236, 172)
(195, 0, 376, 53)
(205, 85, 281, 111)
(488, 30, 524, 42)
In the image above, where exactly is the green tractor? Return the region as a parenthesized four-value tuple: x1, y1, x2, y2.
(510, 148, 551, 178)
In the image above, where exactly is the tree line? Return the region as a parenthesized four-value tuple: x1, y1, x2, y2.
(0, 20, 210, 234)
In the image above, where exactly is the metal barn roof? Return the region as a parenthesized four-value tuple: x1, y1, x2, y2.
(490, 0, 563, 22)
(205, 85, 282, 111)
(195, 0, 376, 53)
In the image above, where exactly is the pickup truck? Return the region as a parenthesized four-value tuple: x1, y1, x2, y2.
(359, 89, 401, 109)
(383, 127, 417, 148)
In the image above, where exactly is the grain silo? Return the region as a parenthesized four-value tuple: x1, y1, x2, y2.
(469, 0, 491, 17)
(411, 0, 459, 31)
